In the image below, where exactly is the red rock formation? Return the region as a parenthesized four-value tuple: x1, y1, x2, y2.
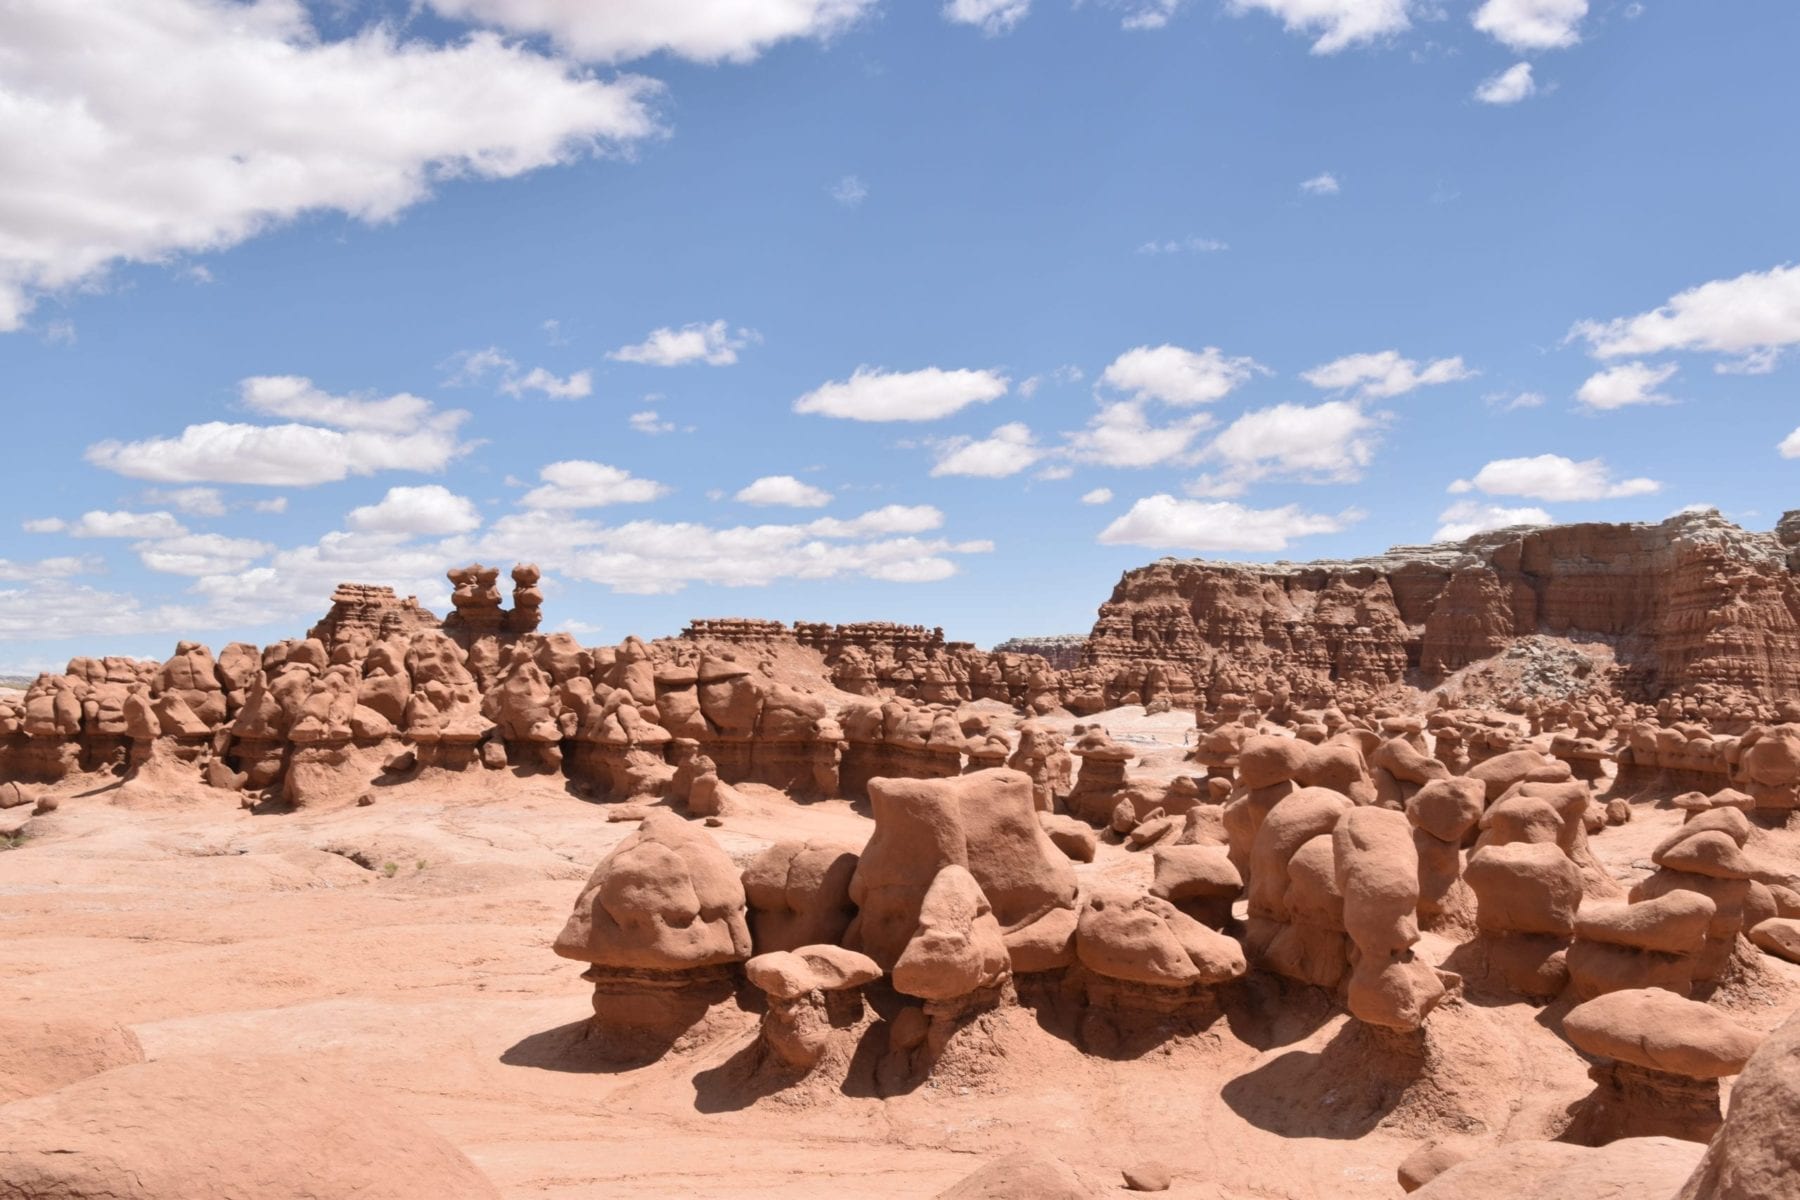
(1083, 510, 1800, 705)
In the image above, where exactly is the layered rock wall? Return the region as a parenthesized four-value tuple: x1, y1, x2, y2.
(1082, 511, 1800, 705)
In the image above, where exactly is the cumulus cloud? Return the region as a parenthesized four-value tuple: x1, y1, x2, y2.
(1189, 400, 1385, 496)
(628, 409, 678, 434)
(1300, 171, 1342, 195)
(1780, 428, 1800, 459)
(141, 487, 227, 517)
(462, 504, 983, 594)
(609, 320, 755, 367)
(1231, 0, 1413, 54)
(239, 376, 434, 434)
(0, 0, 662, 331)
(1081, 487, 1114, 505)
(346, 485, 484, 535)
(520, 460, 671, 508)
(1434, 499, 1555, 541)
(1570, 263, 1800, 374)
(425, 0, 877, 64)
(135, 532, 275, 576)
(501, 367, 593, 399)
(735, 475, 833, 507)
(1475, 62, 1536, 105)
(930, 422, 1042, 478)
(56, 510, 191, 540)
(0, 556, 99, 582)
(794, 366, 1009, 421)
(1065, 402, 1214, 469)
(1108, 0, 1186, 31)
(443, 347, 592, 397)
(1575, 361, 1677, 410)
(1098, 495, 1358, 552)
(1098, 344, 1265, 406)
(85, 410, 473, 487)
(1302, 350, 1475, 399)
(1451, 453, 1660, 501)
(943, 0, 1031, 34)
(1472, 0, 1586, 52)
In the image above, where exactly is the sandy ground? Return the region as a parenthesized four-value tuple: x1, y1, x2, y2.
(4, 709, 1798, 1199)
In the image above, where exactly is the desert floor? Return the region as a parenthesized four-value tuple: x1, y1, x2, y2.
(4, 706, 1796, 1199)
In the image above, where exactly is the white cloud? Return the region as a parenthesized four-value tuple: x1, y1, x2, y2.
(86, 413, 472, 486)
(21, 518, 66, 534)
(1065, 401, 1214, 468)
(1035, 464, 1075, 481)
(0, 556, 98, 583)
(135, 532, 274, 576)
(1472, 0, 1586, 52)
(1301, 350, 1475, 398)
(794, 366, 1009, 421)
(239, 376, 434, 434)
(425, 0, 877, 64)
(142, 486, 227, 517)
(520, 460, 671, 508)
(628, 409, 677, 434)
(1081, 487, 1114, 505)
(1098, 495, 1358, 552)
(1456, 454, 1661, 501)
(831, 174, 869, 207)
(1475, 62, 1536, 105)
(609, 320, 753, 367)
(346, 485, 483, 535)
(1434, 499, 1555, 541)
(0, 0, 662, 331)
(252, 497, 289, 515)
(1780, 428, 1800, 460)
(1485, 390, 1546, 411)
(1137, 236, 1229, 255)
(944, 0, 1031, 34)
(62, 510, 190, 540)
(1232, 0, 1412, 53)
(1575, 361, 1677, 410)
(1300, 171, 1342, 195)
(1191, 399, 1384, 494)
(443, 347, 592, 396)
(501, 366, 593, 399)
(1099, 344, 1265, 406)
(1113, 0, 1185, 30)
(464, 504, 981, 594)
(735, 475, 833, 507)
(930, 422, 1042, 478)
(1570, 263, 1800, 373)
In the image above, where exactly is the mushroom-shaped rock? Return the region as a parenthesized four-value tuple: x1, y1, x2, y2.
(890, 864, 1011, 1003)
(1150, 843, 1242, 926)
(1675, 1002, 1800, 1200)
(555, 811, 751, 970)
(1076, 886, 1247, 988)
(1562, 988, 1763, 1144)
(553, 812, 752, 1059)
(1748, 916, 1800, 963)
(746, 944, 882, 1071)
(1564, 989, 1761, 1079)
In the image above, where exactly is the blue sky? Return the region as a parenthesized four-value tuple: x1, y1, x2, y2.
(2, 0, 1797, 671)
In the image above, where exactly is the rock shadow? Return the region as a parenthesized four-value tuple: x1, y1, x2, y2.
(1220, 1019, 1427, 1140)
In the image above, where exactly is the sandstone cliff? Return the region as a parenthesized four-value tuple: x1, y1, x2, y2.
(1083, 510, 1800, 705)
